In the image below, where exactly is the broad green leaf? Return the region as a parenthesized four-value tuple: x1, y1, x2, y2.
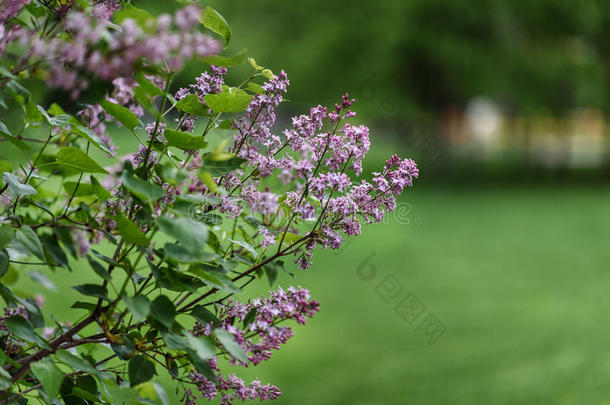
(191, 305, 219, 326)
(188, 352, 217, 382)
(154, 383, 170, 405)
(114, 5, 154, 28)
(72, 284, 108, 300)
(157, 216, 208, 256)
(200, 6, 231, 44)
(100, 100, 141, 132)
(124, 295, 150, 323)
(3, 172, 36, 197)
(215, 328, 248, 364)
(0, 225, 15, 250)
(204, 86, 252, 114)
(186, 333, 216, 360)
(203, 48, 247, 67)
(230, 240, 258, 257)
(0, 122, 29, 151)
(247, 82, 265, 95)
(28, 270, 56, 291)
(197, 170, 217, 193)
(187, 265, 241, 293)
(37, 105, 71, 129)
(175, 94, 209, 116)
(115, 213, 147, 245)
(120, 172, 164, 203)
(31, 358, 64, 400)
(56, 350, 98, 375)
(202, 155, 246, 176)
(156, 165, 187, 187)
(161, 330, 187, 350)
(87, 256, 111, 281)
(135, 72, 164, 97)
(56, 147, 108, 173)
(74, 125, 113, 155)
(128, 355, 156, 387)
(90, 175, 111, 200)
(15, 226, 44, 260)
(5, 315, 50, 349)
(71, 301, 96, 311)
(164, 129, 207, 150)
(0, 251, 8, 278)
(63, 180, 93, 196)
(149, 295, 175, 328)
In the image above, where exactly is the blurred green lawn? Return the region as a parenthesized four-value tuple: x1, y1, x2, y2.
(18, 183, 610, 404)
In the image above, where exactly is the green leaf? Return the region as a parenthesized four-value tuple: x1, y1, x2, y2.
(71, 301, 96, 311)
(100, 100, 141, 132)
(186, 333, 216, 360)
(164, 129, 208, 150)
(128, 355, 156, 387)
(157, 216, 208, 257)
(161, 330, 187, 350)
(114, 5, 154, 29)
(90, 175, 111, 200)
(187, 265, 241, 293)
(149, 295, 175, 328)
(3, 172, 36, 197)
(202, 155, 246, 176)
(87, 256, 111, 281)
(56, 147, 108, 173)
(200, 6, 231, 44)
(0, 122, 29, 151)
(4, 315, 49, 349)
(72, 284, 108, 300)
(230, 240, 258, 257)
(175, 94, 209, 116)
(247, 82, 265, 95)
(30, 358, 64, 400)
(124, 295, 150, 323)
(0, 225, 15, 250)
(215, 328, 248, 364)
(74, 125, 113, 155)
(14, 226, 44, 261)
(0, 251, 8, 278)
(203, 48, 247, 67)
(135, 72, 164, 97)
(191, 305, 220, 326)
(28, 270, 56, 291)
(204, 86, 252, 114)
(63, 180, 93, 196)
(56, 350, 98, 375)
(120, 172, 164, 203)
(115, 213, 147, 245)
(188, 352, 217, 382)
(197, 170, 217, 193)
(37, 105, 71, 129)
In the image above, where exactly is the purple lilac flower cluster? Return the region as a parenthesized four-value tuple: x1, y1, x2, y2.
(72, 66, 417, 269)
(172, 67, 418, 269)
(192, 286, 320, 366)
(186, 358, 281, 405)
(22, 5, 219, 96)
(0, 0, 30, 24)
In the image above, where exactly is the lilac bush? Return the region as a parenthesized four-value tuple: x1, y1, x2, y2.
(0, 1, 417, 403)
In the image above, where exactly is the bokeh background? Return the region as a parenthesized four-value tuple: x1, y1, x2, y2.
(6, 0, 610, 403)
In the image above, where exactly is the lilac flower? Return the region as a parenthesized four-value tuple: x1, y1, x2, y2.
(257, 227, 276, 248)
(72, 230, 91, 257)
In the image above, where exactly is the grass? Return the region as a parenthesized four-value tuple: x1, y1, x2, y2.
(9, 182, 610, 404)
(231, 184, 610, 404)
